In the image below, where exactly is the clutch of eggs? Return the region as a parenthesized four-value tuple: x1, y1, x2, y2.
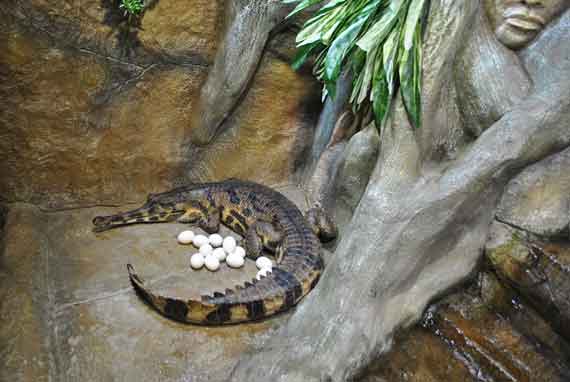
(179, 230, 249, 271)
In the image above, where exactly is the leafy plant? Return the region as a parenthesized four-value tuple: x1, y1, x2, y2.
(284, 0, 427, 129)
(119, 0, 145, 16)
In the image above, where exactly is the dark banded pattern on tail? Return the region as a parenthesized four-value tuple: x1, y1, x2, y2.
(127, 261, 322, 325)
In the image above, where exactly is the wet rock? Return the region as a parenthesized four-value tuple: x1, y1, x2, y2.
(486, 220, 570, 340)
(365, 272, 570, 381)
(478, 272, 570, 363)
(497, 147, 570, 238)
(363, 328, 476, 382)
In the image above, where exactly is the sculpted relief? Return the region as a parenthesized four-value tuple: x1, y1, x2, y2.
(484, 0, 568, 50)
(458, 0, 568, 138)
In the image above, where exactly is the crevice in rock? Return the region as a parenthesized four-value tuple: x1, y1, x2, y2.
(1, 201, 141, 214)
(495, 216, 568, 242)
(0, 204, 8, 256)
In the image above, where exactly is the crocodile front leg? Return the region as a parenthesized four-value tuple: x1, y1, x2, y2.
(306, 207, 338, 243)
(245, 221, 283, 260)
(177, 204, 221, 234)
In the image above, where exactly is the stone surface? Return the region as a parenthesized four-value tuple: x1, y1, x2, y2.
(138, 0, 223, 63)
(486, 220, 570, 340)
(0, 2, 320, 208)
(497, 147, 570, 238)
(5, 0, 221, 66)
(0, 23, 206, 208)
(0, 204, 7, 246)
(332, 123, 380, 232)
(187, 0, 296, 146)
(184, 54, 320, 186)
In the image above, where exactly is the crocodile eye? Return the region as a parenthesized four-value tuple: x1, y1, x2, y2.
(92, 216, 109, 226)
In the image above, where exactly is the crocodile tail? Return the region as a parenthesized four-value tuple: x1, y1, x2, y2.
(126, 264, 306, 325)
(126, 264, 223, 324)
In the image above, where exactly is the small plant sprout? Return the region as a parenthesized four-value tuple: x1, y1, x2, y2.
(119, 0, 145, 17)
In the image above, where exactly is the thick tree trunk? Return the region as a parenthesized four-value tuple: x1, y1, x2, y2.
(229, 2, 570, 381)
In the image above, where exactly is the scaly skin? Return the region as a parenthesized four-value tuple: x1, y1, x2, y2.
(92, 180, 336, 325)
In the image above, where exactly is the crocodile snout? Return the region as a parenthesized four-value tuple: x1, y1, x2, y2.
(92, 215, 113, 232)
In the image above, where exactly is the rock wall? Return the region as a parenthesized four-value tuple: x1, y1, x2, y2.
(0, 0, 320, 209)
(497, 147, 570, 238)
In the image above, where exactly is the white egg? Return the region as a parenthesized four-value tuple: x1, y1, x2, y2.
(204, 255, 220, 271)
(200, 244, 213, 256)
(208, 233, 223, 247)
(226, 253, 245, 268)
(233, 246, 246, 258)
(192, 234, 209, 248)
(190, 253, 205, 269)
(213, 247, 227, 262)
(177, 230, 195, 245)
(256, 268, 272, 280)
(255, 256, 273, 270)
(222, 236, 237, 254)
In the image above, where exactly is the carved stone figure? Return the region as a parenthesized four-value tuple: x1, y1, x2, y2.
(484, 0, 568, 50)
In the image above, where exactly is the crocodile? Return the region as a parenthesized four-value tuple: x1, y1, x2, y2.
(92, 179, 337, 325)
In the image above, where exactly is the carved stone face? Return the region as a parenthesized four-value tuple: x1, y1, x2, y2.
(484, 0, 569, 49)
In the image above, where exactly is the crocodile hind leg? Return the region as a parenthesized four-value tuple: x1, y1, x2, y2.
(245, 221, 283, 260)
(177, 204, 221, 234)
(306, 207, 338, 243)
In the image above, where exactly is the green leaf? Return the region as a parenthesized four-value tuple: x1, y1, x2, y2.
(399, 24, 422, 129)
(356, 0, 405, 52)
(372, 61, 391, 129)
(350, 62, 366, 104)
(285, 0, 326, 19)
(295, 15, 327, 45)
(321, 18, 344, 45)
(323, 14, 368, 85)
(351, 47, 366, 74)
(356, 44, 378, 104)
(291, 43, 321, 70)
(382, 26, 400, 95)
(403, 0, 427, 50)
(119, 0, 144, 15)
(287, 0, 426, 130)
